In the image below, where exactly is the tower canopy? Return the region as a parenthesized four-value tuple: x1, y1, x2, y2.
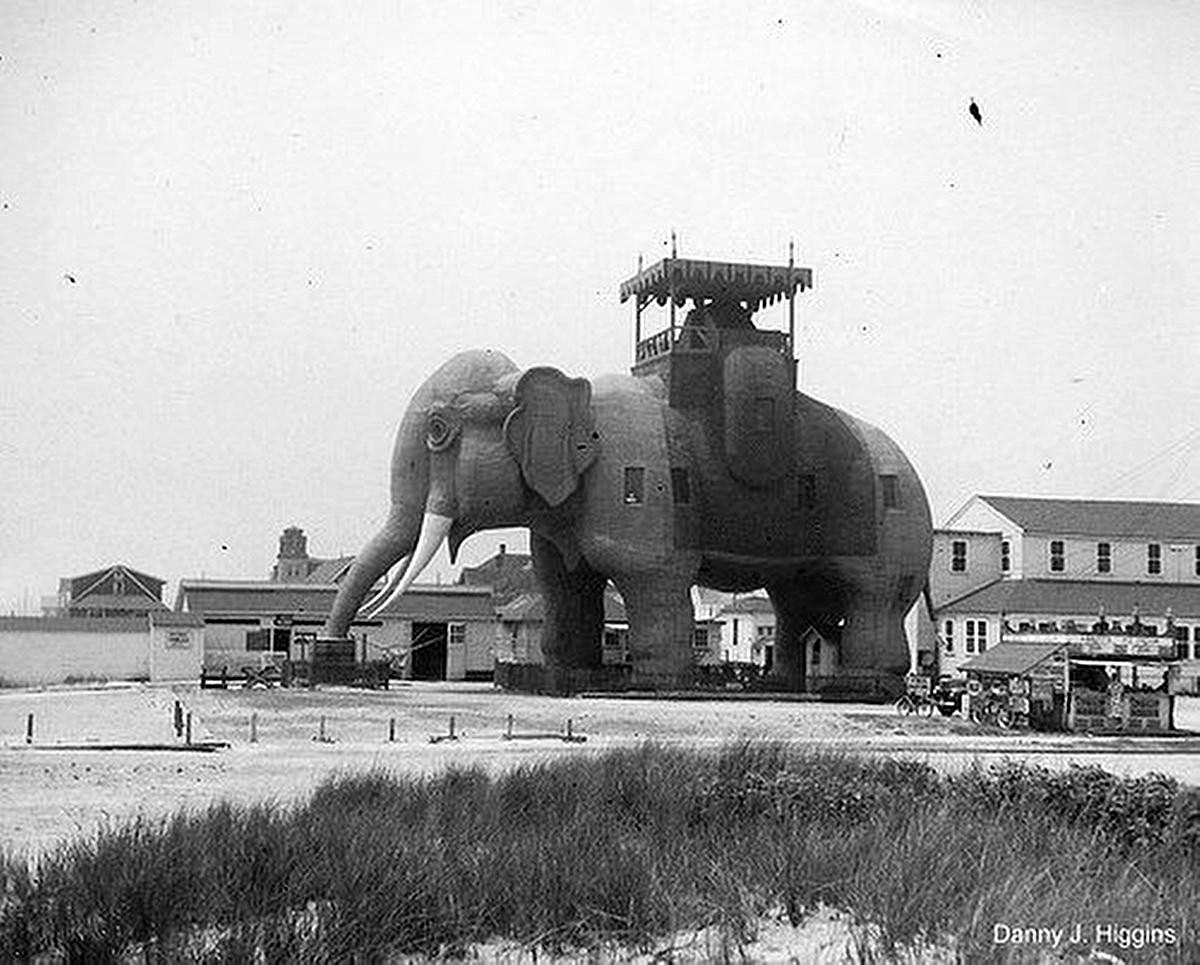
(619, 257, 812, 312)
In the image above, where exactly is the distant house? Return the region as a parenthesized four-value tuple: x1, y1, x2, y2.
(458, 543, 536, 605)
(714, 595, 775, 667)
(45, 564, 169, 618)
(495, 587, 629, 666)
(270, 526, 351, 582)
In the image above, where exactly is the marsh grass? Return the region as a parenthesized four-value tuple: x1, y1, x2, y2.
(1, 744, 1196, 961)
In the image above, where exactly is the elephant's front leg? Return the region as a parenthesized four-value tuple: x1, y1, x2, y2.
(613, 566, 697, 688)
(531, 532, 608, 672)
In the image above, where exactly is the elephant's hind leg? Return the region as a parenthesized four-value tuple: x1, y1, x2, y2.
(765, 581, 815, 693)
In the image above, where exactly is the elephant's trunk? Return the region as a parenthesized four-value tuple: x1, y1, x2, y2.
(323, 506, 420, 638)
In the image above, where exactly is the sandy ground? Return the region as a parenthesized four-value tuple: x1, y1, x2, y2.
(3, 683, 1197, 961)
(2, 682, 1199, 862)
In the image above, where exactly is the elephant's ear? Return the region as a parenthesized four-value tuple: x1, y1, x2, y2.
(503, 367, 598, 507)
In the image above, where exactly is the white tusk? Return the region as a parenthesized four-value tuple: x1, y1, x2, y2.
(359, 555, 411, 618)
(363, 513, 452, 616)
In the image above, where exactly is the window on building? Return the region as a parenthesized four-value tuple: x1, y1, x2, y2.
(246, 628, 271, 651)
(1049, 540, 1065, 572)
(951, 540, 967, 572)
(1147, 543, 1162, 575)
(880, 474, 900, 509)
(943, 620, 954, 653)
(1097, 542, 1111, 574)
(1001, 541, 1010, 573)
(811, 640, 821, 665)
(799, 474, 817, 510)
(691, 626, 709, 650)
(1195, 546, 1200, 576)
(448, 623, 466, 647)
(965, 620, 976, 654)
(670, 467, 691, 505)
(965, 619, 986, 654)
(112, 572, 126, 595)
(623, 467, 645, 505)
(757, 624, 774, 638)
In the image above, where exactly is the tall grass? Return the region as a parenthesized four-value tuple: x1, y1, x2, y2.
(2, 744, 1197, 961)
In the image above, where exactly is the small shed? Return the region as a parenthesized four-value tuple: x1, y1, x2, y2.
(960, 642, 1069, 730)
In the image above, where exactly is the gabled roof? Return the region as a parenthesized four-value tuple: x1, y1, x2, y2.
(974, 495, 1200, 541)
(939, 579, 1200, 619)
(960, 642, 1066, 675)
(69, 564, 164, 602)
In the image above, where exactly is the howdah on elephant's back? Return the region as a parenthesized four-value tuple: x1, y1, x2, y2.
(322, 248, 932, 694)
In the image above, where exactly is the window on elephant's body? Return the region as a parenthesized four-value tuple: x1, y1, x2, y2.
(623, 467, 645, 505)
(799, 474, 817, 510)
(880, 474, 900, 510)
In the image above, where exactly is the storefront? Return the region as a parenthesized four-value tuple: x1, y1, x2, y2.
(960, 642, 1069, 730)
(960, 629, 1180, 733)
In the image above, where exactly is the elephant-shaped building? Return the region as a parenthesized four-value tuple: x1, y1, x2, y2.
(322, 251, 933, 693)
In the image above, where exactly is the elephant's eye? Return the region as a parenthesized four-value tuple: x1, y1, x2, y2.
(426, 413, 457, 451)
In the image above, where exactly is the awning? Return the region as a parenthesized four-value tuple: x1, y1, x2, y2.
(619, 258, 813, 310)
(960, 642, 1066, 675)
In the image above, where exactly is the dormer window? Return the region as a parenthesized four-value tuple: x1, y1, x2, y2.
(1049, 541, 1065, 572)
(951, 540, 967, 572)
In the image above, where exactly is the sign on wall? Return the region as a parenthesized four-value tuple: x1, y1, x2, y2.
(164, 630, 193, 650)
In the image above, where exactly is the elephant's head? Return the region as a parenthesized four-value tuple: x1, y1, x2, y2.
(323, 349, 598, 638)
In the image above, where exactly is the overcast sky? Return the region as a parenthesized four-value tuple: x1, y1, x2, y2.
(2, 1, 1198, 614)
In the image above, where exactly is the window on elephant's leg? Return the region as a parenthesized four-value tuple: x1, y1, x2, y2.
(623, 467, 644, 505)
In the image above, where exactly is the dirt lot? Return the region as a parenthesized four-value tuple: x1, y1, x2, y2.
(3, 682, 1199, 860)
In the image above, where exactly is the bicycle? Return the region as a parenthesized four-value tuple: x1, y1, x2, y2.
(969, 694, 1014, 729)
(894, 693, 936, 717)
